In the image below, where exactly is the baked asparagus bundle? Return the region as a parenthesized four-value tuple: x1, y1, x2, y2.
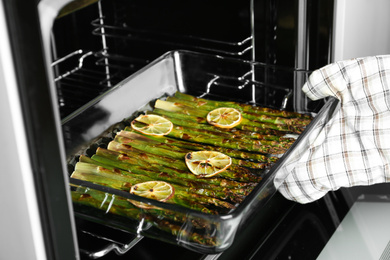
(70, 92, 312, 217)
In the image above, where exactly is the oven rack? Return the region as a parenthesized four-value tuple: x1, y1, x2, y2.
(53, 49, 299, 119)
(52, 49, 144, 118)
(91, 17, 253, 58)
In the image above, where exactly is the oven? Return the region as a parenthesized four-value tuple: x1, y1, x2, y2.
(1, 0, 390, 259)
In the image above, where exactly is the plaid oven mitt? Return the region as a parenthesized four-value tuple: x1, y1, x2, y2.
(274, 55, 390, 203)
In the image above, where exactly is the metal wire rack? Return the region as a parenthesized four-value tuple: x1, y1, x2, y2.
(91, 17, 253, 58)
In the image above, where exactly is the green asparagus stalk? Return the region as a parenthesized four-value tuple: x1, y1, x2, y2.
(71, 187, 141, 216)
(152, 106, 298, 133)
(109, 133, 250, 174)
(71, 185, 188, 224)
(148, 110, 295, 143)
(155, 99, 309, 131)
(119, 129, 276, 163)
(71, 187, 217, 245)
(95, 146, 262, 183)
(173, 91, 312, 120)
(89, 155, 252, 202)
(83, 154, 255, 195)
(83, 151, 255, 191)
(150, 217, 216, 246)
(80, 154, 250, 190)
(244, 111, 310, 128)
(80, 154, 249, 202)
(234, 123, 296, 136)
(71, 185, 211, 230)
(71, 169, 133, 190)
(164, 124, 285, 154)
(169, 123, 291, 150)
(113, 134, 185, 160)
(79, 155, 228, 193)
(72, 162, 235, 211)
(102, 143, 186, 170)
(112, 134, 270, 170)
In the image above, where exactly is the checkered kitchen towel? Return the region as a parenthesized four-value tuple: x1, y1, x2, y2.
(274, 55, 390, 203)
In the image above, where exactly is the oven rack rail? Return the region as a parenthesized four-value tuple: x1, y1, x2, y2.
(52, 49, 146, 84)
(52, 49, 143, 117)
(91, 17, 253, 58)
(53, 49, 295, 118)
(52, 49, 296, 97)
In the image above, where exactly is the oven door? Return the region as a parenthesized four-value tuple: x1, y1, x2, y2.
(0, 0, 79, 259)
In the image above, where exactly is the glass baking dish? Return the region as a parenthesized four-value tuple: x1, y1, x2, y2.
(62, 50, 339, 254)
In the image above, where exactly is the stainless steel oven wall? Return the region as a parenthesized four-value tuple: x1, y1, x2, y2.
(253, 0, 390, 67)
(333, 0, 390, 61)
(251, 0, 334, 114)
(252, 0, 334, 70)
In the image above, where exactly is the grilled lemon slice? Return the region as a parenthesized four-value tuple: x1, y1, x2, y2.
(131, 114, 173, 136)
(185, 151, 232, 177)
(129, 181, 175, 209)
(206, 107, 242, 128)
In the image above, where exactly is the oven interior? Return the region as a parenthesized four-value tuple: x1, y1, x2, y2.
(52, 0, 252, 119)
(50, 0, 334, 258)
(52, 0, 333, 118)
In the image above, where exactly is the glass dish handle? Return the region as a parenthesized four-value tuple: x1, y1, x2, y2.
(81, 218, 152, 259)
